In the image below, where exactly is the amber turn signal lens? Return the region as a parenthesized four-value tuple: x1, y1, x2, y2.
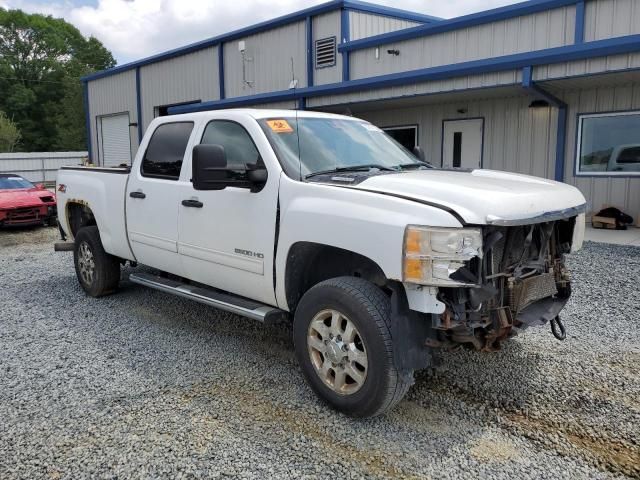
(405, 229, 423, 255)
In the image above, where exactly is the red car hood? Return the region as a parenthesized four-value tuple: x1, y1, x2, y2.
(0, 188, 56, 209)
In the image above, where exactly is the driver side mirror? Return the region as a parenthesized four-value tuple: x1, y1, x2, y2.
(192, 144, 228, 191)
(35, 183, 46, 190)
(412, 146, 426, 163)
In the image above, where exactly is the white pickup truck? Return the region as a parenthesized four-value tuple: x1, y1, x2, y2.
(56, 109, 586, 417)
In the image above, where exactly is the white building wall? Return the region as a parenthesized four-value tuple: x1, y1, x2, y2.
(313, 12, 342, 86)
(223, 21, 307, 98)
(87, 71, 138, 165)
(561, 82, 640, 220)
(349, 11, 421, 41)
(0, 152, 87, 184)
(139, 47, 220, 132)
(584, 0, 640, 41)
(349, 6, 576, 80)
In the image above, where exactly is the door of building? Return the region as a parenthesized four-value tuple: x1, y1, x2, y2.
(442, 119, 484, 169)
(99, 113, 132, 166)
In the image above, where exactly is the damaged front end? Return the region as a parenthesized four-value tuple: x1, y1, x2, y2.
(423, 218, 579, 351)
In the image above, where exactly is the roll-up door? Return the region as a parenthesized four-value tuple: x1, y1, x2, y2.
(100, 113, 132, 166)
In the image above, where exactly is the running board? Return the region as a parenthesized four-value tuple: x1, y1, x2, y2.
(129, 272, 286, 323)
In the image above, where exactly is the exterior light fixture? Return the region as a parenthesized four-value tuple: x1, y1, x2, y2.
(529, 99, 550, 108)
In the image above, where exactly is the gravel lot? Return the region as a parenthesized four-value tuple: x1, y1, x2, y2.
(0, 227, 638, 479)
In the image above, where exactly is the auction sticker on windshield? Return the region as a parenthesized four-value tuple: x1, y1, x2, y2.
(266, 119, 294, 133)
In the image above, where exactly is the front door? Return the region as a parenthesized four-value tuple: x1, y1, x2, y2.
(126, 121, 195, 276)
(177, 118, 279, 305)
(442, 119, 484, 169)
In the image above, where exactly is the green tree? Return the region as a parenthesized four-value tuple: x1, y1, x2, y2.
(0, 8, 115, 152)
(0, 110, 21, 152)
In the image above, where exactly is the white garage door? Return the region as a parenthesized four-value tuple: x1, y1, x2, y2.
(100, 113, 132, 167)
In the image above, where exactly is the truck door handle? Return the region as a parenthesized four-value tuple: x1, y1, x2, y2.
(182, 199, 203, 208)
(129, 191, 146, 199)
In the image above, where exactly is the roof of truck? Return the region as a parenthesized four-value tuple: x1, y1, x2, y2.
(162, 109, 360, 122)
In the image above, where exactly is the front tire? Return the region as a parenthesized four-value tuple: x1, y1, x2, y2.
(293, 276, 412, 417)
(73, 226, 120, 297)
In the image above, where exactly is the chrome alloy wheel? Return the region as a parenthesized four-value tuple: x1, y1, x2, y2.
(78, 241, 95, 285)
(307, 309, 368, 395)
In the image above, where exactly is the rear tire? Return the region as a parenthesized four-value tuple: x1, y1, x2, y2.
(73, 226, 120, 297)
(293, 276, 412, 417)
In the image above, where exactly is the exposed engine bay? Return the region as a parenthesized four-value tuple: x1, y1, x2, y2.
(428, 218, 577, 351)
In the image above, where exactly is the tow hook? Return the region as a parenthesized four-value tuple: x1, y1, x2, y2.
(550, 315, 566, 341)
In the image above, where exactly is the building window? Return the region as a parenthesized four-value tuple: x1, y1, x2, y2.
(577, 111, 640, 176)
(382, 125, 418, 152)
(315, 37, 336, 69)
(154, 100, 201, 117)
(141, 122, 194, 180)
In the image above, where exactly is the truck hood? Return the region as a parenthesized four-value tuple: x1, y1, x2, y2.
(353, 169, 586, 225)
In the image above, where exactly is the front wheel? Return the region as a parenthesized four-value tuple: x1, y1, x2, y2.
(73, 226, 120, 297)
(293, 277, 412, 417)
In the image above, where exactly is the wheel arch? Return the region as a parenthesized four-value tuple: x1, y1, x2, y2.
(284, 241, 388, 313)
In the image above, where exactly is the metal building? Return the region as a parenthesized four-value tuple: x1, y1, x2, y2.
(83, 0, 640, 220)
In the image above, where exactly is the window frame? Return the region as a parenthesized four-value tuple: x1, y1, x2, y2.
(381, 124, 419, 151)
(575, 110, 640, 178)
(140, 121, 195, 181)
(198, 119, 264, 184)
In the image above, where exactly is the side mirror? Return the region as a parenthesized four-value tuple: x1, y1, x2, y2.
(192, 144, 228, 191)
(35, 183, 46, 190)
(412, 146, 426, 163)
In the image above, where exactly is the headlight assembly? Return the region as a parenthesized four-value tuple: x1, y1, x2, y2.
(403, 226, 482, 286)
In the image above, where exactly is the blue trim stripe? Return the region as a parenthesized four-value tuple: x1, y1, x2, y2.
(169, 34, 640, 115)
(522, 65, 567, 182)
(83, 81, 92, 163)
(81, 0, 437, 83)
(135, 67, 143, 143)
(339, 0, 582, 53)
(218, 44, 225, 99)
(574, 0, 585, 44)
(341, 8, 350, 81)
(306, 16, 314, 87)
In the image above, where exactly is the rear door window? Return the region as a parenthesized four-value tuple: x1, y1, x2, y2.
(141, 122, 194, 180)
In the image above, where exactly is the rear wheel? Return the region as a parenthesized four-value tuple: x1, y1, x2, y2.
(293, 276, 412, 417)
(73, 226, 120, 297)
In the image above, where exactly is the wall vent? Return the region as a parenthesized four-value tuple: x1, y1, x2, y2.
(315, 37, 336, 69)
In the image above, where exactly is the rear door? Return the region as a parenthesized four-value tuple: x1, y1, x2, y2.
(126, 121, 195, 276)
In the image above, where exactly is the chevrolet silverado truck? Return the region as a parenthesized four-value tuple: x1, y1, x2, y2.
(55, 109, 586, 417)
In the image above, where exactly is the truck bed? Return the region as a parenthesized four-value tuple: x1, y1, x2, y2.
(56, 166, 135, 261)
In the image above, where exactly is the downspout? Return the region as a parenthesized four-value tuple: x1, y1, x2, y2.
(82, 80, 93, 164)
(341, 8, 350, 81)
(522, 66, 567, 182)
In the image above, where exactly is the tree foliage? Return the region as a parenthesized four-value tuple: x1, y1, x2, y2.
(0, 110, 20, 152)
(0, 8, 115, 151)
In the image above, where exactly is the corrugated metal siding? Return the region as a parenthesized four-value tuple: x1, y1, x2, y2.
(584, 0, 640, 41)
(223, 21, 307, 98)
(307, 70, 521, 108)
(534, 53, 640, 81)
(349, 6, 575, 80)
(353, 94, 555, 179)
(140, 47, 219, 131)
(0, 152, 87, 184)
(87, 71, 138, 165)
(561, 83, 640, 220)
(348, 11, 422, 41)
(313, 12, 342, 86)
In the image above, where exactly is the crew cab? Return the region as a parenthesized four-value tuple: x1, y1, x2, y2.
(55, 109, 586, 417)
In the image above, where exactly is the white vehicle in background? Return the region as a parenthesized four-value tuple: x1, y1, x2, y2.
(609, 144, 640, 172)
(55, 109, 586, 417)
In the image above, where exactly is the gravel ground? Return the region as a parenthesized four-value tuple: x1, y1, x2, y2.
(0, 227, 638, 479)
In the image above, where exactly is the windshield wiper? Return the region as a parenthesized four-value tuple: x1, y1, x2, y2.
(397, 162, 433, 170)
(305, 164, 398, 179)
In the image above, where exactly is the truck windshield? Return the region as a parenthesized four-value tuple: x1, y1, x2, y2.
(258, 117, 427, 179)
(0, 176, 34, 189)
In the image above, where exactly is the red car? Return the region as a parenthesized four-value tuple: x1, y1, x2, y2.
(0, 174, 57, 227)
